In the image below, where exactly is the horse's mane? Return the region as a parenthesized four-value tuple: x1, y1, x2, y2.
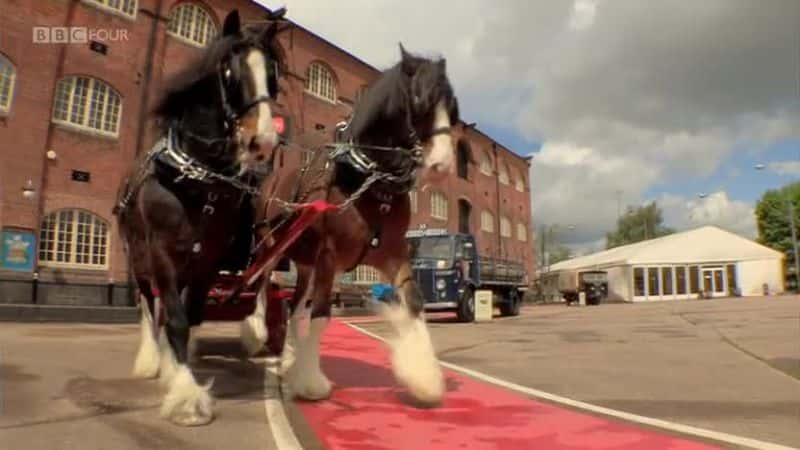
(152, 26, 281, 131)
(346, 63, 410, 140)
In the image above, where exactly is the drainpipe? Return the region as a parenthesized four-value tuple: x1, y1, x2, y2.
(492, 143, 502, 259)
(134, 0, 166, 156)
(36, 0, 79, 269)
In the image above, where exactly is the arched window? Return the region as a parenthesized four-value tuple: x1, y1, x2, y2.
(500, 215, 511, 237)
(0, 54, 16, 113)
(167, 2, 217, 47)
(52, 76, 122, 137)
(409, 189, 418, 214)
(498, 162, 510, 185)
(480, 150, 493, 175)
(84, 0, 137, 18)
(515, 168, 526, 192)
(39, 209, 110, 269)
(516, 223, 527, 241)
(456, 139, 472, 180)
(305, 62, 337, 102)
(430, 191, 448, 220)
(481, 210, 494, 233)
(353, 265, 381, 284)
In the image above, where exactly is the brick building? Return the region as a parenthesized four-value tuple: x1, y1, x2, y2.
(0, 0, 534, 305)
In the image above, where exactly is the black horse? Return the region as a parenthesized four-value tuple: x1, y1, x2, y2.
(243, 44, 460, 407)
(114, 9, 284, 426)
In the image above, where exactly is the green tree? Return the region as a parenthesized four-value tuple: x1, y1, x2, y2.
(755, 181, 800, 266)
(548, 245, 572, 265)
(606, 202, 674, 249)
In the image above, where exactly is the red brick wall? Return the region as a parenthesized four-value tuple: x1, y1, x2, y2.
(0, 0, 536, 285)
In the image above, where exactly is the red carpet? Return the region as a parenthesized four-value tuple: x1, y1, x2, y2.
(296, 320, 720, 450)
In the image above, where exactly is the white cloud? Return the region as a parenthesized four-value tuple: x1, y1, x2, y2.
(660, 191, 757, 238)
(768, 161, 800, 177)
(258, 0, 799, 251)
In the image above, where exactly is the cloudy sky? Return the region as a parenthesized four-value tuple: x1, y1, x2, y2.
(259, 0, 800, 253)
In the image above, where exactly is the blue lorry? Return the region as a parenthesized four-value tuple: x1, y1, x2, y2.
(406, 228, 528, 322)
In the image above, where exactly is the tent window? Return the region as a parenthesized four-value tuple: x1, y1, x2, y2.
(676, 266, 687, 295)
(647, 268, 659, 296)
(661, 267, 674, 296)
(689, 266, 700, 293)
(634, 267, 645, 297)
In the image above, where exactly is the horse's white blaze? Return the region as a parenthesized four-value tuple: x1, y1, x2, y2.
(423, 100, 454, 182)
(241, 283, 268, 356)
(132, 297, 160, 378)
(381, 303, 444, 405)
(161, 364, 214, 426)
(287, 317, 332, 400)
(245, 49, 277, 148)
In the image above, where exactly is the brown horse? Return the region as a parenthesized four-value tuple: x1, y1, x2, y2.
(240, 44, 459, 406)
(114, 10, 284, 426)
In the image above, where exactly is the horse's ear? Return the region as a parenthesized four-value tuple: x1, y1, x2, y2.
(399, 42, 418, 75)
(223, 10, 241, 37)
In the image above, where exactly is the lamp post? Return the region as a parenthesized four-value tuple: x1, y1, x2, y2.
(540, 223, 575, 272)
(755, 164, 799, 291)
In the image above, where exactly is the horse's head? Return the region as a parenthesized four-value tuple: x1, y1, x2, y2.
(154, 9, 284, 171)
(217, 10, 283, 168)
(399, 44, 459, 184)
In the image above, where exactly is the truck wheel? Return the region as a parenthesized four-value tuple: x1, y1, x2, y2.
(456, 287, 475, 323)
(500, 289, 521, 317)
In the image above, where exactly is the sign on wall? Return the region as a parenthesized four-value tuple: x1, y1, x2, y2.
(1, 230, 36, 272)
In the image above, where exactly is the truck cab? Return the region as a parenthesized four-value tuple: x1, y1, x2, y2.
(406, 228, 526, 322)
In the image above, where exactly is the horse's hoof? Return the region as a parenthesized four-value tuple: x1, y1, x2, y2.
(161, 366, 215, 427)
(169, 411, 214, 427)
(240, 314, 267, 356)
(288, 367, 332, 400)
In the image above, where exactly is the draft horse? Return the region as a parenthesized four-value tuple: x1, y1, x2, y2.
(242, 44, 460, 406)
(114, 10, 283, 426)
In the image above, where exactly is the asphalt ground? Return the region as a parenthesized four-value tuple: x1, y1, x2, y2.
(356, 296, 800, 448)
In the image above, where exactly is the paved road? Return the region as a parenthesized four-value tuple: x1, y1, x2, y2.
(358, 296, 800, 448)
(0, 323, 284, 450)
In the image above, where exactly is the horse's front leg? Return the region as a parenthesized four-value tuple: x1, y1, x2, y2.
(378, 258, 444, 406)
(241, 278, 271, 356)
(288, 250, 335, 401)
(151, 245, 214, 426)
(132, 292, 160, 378)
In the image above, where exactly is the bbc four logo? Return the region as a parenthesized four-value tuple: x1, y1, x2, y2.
(33, 27, 128, 44)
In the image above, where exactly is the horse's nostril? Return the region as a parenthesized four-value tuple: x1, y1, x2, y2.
(248, 138, 260, 153)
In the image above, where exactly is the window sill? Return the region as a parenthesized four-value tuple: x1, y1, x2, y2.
(167, 32, 209, 50)
(52, 121, 119, 141)
(303, 90, 338, 105)
(430, 216, 448, 222)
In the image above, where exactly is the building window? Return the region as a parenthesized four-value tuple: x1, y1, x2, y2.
(52, 76, 122, 137)
(409, 189, 418, 214)
(0, 55, 15, 114)
(498, 162, 510, 185)
(83, 0, 137, 18)
(515, 168, 525, 192)
(480, 150, 493, 175)
(689, 265, 700, 294)
(516, 223, 527, 242)
(456, 140, 471, 180)
(353, 265, 381, 284)
(430, 191, 448, 220)
(39, 209, 109, 269)
(634, 267, 645, 296)
(500, 216, 511, 237)
(481, 210, 494, 233)
(305, 62, 337, 103)
(167, 3, 217, 47)
(676, 266, 687, 295)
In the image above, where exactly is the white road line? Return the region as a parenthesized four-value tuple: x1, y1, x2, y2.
(347, 322, 797, 450)
(262, 356, 303, 450)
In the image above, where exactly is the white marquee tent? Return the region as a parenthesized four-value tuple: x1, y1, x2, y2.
(543, 226, 785, 302)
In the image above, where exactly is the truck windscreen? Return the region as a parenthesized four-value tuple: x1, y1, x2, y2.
(409, 236, 454, 260)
